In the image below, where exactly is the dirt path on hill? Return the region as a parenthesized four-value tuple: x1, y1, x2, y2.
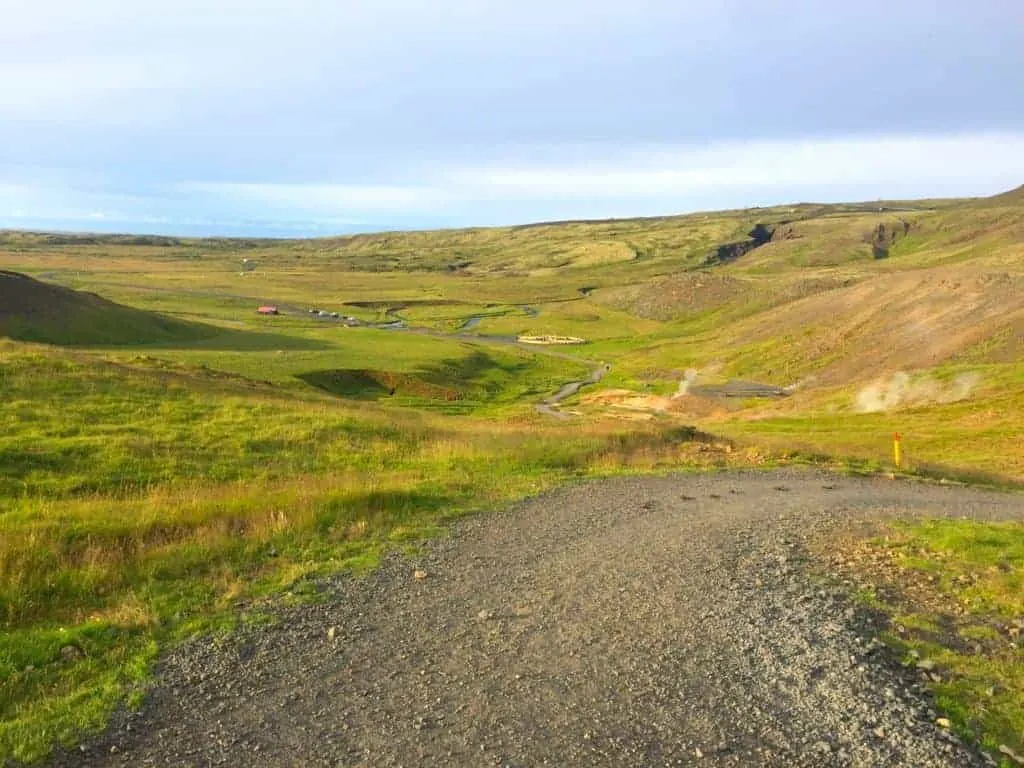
(48, 470, 1023, 768)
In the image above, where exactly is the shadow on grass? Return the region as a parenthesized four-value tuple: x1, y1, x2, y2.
(159, 326, 332, 351)
(297, 370, 395, 399)
(12, 316, 332, 352)
(0, 271, 327, 351)
(298, 350, 522, 402)
(413, 349, 529, 394)
(297, 369, 463, 401)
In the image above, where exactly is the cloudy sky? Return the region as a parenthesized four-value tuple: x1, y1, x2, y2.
(2, 0, 1023, 236)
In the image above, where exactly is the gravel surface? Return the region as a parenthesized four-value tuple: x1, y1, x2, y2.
(49, 469, 1023, 767)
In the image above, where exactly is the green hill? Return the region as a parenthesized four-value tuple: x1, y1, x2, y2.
(0, 186, 1022, 765)
(0, 270, 215, 346)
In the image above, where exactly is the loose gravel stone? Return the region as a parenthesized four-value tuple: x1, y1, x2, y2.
(45, 469, 1023, 768)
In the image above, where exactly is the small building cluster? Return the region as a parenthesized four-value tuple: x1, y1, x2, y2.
(309, 308, 360, 325)
(254, 305, 360, 326)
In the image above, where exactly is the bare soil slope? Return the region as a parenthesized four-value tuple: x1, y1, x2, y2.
(715, 268, 1024, 385)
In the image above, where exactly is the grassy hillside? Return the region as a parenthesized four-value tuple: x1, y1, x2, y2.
(0, 271, 215, 346)
(2, 192, 1021, 476)
(0, 187, 1021, 762)
(0, 341, 728, 762)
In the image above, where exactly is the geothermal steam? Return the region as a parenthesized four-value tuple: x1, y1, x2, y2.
(855, 371, 981, 413)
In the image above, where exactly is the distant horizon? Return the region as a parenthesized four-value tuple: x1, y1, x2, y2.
(5, 2, 1024, 239)
(1, 180, 1017, 240)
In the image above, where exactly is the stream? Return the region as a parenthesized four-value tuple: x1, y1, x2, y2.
(274, 301, 598, 418)
(535, 363, 611, 419)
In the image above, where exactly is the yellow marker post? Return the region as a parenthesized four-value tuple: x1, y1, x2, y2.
(893, 432, 902, 469)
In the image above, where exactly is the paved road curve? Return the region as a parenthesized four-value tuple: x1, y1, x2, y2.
(51, 470, 1023, 767)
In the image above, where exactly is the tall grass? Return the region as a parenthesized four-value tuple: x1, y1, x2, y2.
(0, 343, 718, 763)
(2, 191, 1022, 762)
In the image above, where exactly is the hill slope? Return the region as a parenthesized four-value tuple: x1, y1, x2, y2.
(588, 187, 1023, 380)
(0, 270, 214, 346)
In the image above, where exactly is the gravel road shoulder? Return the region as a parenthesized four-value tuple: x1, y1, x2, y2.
(47, 469, 1023, 767)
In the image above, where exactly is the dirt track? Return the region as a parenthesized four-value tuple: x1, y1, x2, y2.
(50, 470, 1022, 767)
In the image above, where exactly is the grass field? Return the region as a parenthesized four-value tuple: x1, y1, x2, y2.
(828, 519, 1024, 762)
(1, 188, 1022, 763)
(1, 341, 731, 762)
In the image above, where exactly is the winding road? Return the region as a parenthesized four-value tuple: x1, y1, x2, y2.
(49, 470, 1023, 768)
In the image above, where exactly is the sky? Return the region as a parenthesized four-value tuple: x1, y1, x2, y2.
(2, 0, 1024, 236)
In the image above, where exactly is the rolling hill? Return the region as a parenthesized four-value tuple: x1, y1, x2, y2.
(1, 186, 1022, 765)
(0, 185, 1021, 458)
(0, 270, 215, 346)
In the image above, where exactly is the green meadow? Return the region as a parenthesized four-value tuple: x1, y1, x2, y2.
(1, 189, 1022, 762)
(842, 519, 1024, 759)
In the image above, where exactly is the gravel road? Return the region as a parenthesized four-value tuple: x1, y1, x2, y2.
(50, 469, 1023, 767)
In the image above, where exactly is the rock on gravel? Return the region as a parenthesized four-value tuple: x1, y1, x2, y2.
(46, 469, 1023, 768)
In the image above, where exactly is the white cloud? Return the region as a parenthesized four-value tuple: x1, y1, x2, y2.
(448, 134, 1024, 200)
(3, 132, 1023, 233)
(0, 0, 722, 127)
(187, 132, 1024, 215)
(0, 56, 187, 121)
(182, 182, 446, 212)
(0, 179, 152, 224)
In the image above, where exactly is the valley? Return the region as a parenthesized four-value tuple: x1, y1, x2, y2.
(1, 188, 1022, 765)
